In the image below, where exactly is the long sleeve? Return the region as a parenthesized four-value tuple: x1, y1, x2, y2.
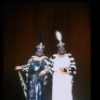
(48, 54, 57, 72)
(21, 56, 33, 72)
(64, 53, 77, 74)
(43, 56, 53, 75)
(49, 54, 56, 68)
(41, 56, 53, 85)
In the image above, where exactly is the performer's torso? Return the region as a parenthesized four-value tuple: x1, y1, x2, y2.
(53, 54, 70, 71)
(28, 59, 45, 75)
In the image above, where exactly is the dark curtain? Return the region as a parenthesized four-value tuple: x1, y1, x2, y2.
(2, 2, 91, 100)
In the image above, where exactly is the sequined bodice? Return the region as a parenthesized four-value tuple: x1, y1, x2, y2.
(28, 59, 45, 75)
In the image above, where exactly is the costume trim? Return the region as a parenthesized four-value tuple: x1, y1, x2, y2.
(18, 71, 27, 98)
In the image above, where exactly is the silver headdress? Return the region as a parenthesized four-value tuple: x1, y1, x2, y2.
(55, 31, 65, 47)
(36, 32, 45, 50)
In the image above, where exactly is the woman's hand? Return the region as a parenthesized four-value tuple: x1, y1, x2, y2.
(38, 70, 46, 77)
(60, 67, 70, 74)
(15, 66, 22, 70)
(60, 67, 64, 72)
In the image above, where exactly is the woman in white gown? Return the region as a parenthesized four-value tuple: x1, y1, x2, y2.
(49, 31, 77, 100)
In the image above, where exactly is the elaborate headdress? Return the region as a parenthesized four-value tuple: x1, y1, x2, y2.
(36, 32, 45, 50)
(55, 31, 65, 47)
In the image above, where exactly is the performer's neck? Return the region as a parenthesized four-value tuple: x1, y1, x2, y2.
(57, 53, 66, 58)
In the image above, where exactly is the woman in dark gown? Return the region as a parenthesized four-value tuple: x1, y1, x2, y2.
(15, 33, 51, 100)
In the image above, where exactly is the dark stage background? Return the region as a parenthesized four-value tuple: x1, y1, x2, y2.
(2, 2, 91, 100)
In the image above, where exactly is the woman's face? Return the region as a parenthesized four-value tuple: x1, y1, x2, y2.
(36, 48, 44, 57)
(58, 46, 66, 55)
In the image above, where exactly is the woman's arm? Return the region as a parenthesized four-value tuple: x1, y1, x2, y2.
(38, 56, 53, 77)
(15, 56, 33, 72)
(64, 53, 77, 74)
(15, 66, 22, 70)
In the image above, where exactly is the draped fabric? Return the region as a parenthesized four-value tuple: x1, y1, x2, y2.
(26, 74, 45, 100)
(21, 56, 51, 100)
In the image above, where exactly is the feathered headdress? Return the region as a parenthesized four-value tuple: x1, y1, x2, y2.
(55, 31, 65, 47)
(36, 32, 45, 49)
